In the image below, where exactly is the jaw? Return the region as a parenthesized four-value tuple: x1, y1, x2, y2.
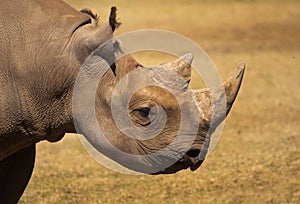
(150, 135, 209, 175)
(152, 156, 204, 174)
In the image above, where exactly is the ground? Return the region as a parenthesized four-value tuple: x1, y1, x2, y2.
(20, 0, 300, 203)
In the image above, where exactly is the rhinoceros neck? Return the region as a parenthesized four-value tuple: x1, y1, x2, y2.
(0, 0, 93, 160)
(0, 56, 79, 160)
(16, 57, 79, 139)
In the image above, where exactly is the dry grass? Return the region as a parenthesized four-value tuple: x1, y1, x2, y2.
(20, 0, 300, 203)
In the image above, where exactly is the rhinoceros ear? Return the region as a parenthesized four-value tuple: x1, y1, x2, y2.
(71, 7, 121, 63)
(80, 8, 98, 21)
(192, 63, 245, 129)
(109, 7, 121, 32)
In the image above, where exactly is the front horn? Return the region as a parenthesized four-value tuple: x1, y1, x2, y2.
(192, 63, 245, 130)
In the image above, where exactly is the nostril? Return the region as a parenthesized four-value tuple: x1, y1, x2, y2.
(186, 149, 200, 158)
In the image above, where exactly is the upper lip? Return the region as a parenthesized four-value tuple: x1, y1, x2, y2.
(153, 154, 204, 175)
(180, 154, 203, 171)
(189, 157, 203, 171)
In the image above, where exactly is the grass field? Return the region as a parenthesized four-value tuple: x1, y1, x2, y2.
(20, 0, 300, 203)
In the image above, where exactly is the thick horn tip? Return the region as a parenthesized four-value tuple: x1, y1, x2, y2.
(180, 53, 194, 66)
(237, 62, 246, 69)
(234, 62, 246, 80)
(237, 61, 246, 70)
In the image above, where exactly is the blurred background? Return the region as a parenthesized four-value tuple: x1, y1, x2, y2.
(21, 0, 299, 203)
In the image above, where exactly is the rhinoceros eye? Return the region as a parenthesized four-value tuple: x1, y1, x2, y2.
(137, 107, 151, 118)
(130, 107, 152, 127)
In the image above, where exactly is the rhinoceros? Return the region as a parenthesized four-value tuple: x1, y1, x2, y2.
(0, 0, 245, 203)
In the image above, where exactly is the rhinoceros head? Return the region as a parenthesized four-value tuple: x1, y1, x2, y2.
(71, 8, 244, 174)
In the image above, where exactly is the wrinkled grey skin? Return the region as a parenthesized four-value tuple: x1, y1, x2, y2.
(0, 0, 244, 203)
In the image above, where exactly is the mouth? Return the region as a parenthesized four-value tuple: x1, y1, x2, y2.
(152, 155, 204, 175)
(151, 141, 209, 175)
(180, 154, 204, 172)
(188, 156, 204, 171)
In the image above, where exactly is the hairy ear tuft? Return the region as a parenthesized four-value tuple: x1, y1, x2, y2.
(80, 8, 99, 21)
(109, 7, 121, 32)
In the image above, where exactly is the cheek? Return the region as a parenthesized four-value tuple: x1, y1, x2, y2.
(132, 120, 182, 155)
(152, 114, 182, 146)
(130, 113, 151, 127)
(151, 109, 181, 140)
(165, 110, 181, 130)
